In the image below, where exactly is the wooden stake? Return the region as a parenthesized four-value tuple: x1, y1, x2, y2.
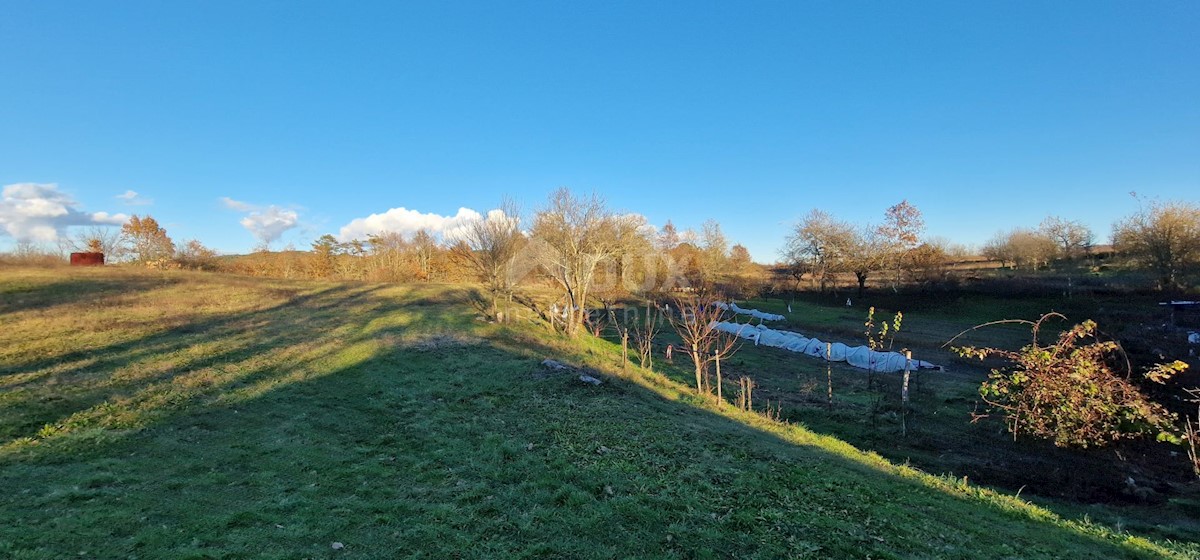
(747, 377, 753, 411)
(867, 354, 873, 391)
(715, 351, 723, 403)
(621, 329, 629, 371)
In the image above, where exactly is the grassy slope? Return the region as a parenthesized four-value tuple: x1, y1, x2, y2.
(0, 267, 1190, 559)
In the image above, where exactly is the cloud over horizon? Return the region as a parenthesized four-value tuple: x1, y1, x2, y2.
(0, 183, 128, 243)
(220, 197, 255, 212)
(337, 206, 503, 243)
(221, 197, 299, 244)
(116, 190, 152, 206)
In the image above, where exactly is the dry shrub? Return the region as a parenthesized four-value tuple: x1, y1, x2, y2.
(955, 314, 1186, 448)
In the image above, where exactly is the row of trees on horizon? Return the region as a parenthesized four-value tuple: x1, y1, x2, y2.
(4, 190, 1199, 298)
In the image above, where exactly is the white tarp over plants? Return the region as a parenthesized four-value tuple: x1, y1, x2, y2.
(714, 302, 785, 322)
(711, 322, 939, 373)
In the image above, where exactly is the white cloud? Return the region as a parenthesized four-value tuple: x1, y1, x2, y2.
(337, 206, 492, 242)
(0, 183, 128, 243)
(116, 190, 152, 206)
(90, 211, 129, 225)
(240, 206, 299, 243)
(219, 197, 300, 244)
(220, 197, 255, 212)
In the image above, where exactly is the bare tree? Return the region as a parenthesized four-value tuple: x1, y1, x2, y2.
(699, 218, 729, 287)
(657, 220, 680, 252)
(366, 231, 413, 281)
(412, 228, 437, 281)
(982, 228, 1057, 270)
(631, 302, 663, 369)
(598, 213, 654, 296)
(667, 293, 742, 396)
(1008, 229, 1058, 270)
(679, 227, 699, 247)
(452, 199, 524, 320)
(1112, 199, 1200, 290)
(981, 231, 1015, 268)
(1184, 388, 1200, 479)
(783, 209, 856, 293)
(845, 227, 889, 296)
(7, 240, 59, 264)
(58, 226, 127, 261)
(907, 241, 952, 284)
(1039, 216, 1094, 260)
(530, 189, 625, 337)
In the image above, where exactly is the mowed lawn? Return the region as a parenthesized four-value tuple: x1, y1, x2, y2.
(0, 267, 1190, 559)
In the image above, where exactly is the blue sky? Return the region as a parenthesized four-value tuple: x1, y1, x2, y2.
(2, 1, 1197, 260)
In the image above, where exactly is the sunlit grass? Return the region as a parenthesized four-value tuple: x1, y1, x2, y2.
(0, 267, 1192, 558)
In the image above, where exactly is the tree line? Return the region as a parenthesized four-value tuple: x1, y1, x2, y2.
(5, 191, 1198, 308)
(781, 198, 1200, 293)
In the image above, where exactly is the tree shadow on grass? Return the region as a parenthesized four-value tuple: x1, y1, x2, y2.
(0, 282, 1187, 559)
(0, 280, 483, 444)
(0, 272, 183, 315)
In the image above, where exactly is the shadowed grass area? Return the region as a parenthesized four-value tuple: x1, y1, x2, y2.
(0, 267, 1193, 558)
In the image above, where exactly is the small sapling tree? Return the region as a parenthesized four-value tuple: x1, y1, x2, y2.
(451, 199, 523, 321)
(1185, 388, 1200, 479)
(737, 376, 756, 411)
(864, 306, 903, 390)
(877, 200, 925, 291)
(631, 302, 662, 370)
(668, 293, 742, 397)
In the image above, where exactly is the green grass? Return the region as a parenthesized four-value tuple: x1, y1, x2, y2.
(0, 267, 1193, 558)
(738, 293, 1085, 352)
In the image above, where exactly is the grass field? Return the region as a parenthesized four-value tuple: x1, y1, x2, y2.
(1, 266, 1196, 558)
